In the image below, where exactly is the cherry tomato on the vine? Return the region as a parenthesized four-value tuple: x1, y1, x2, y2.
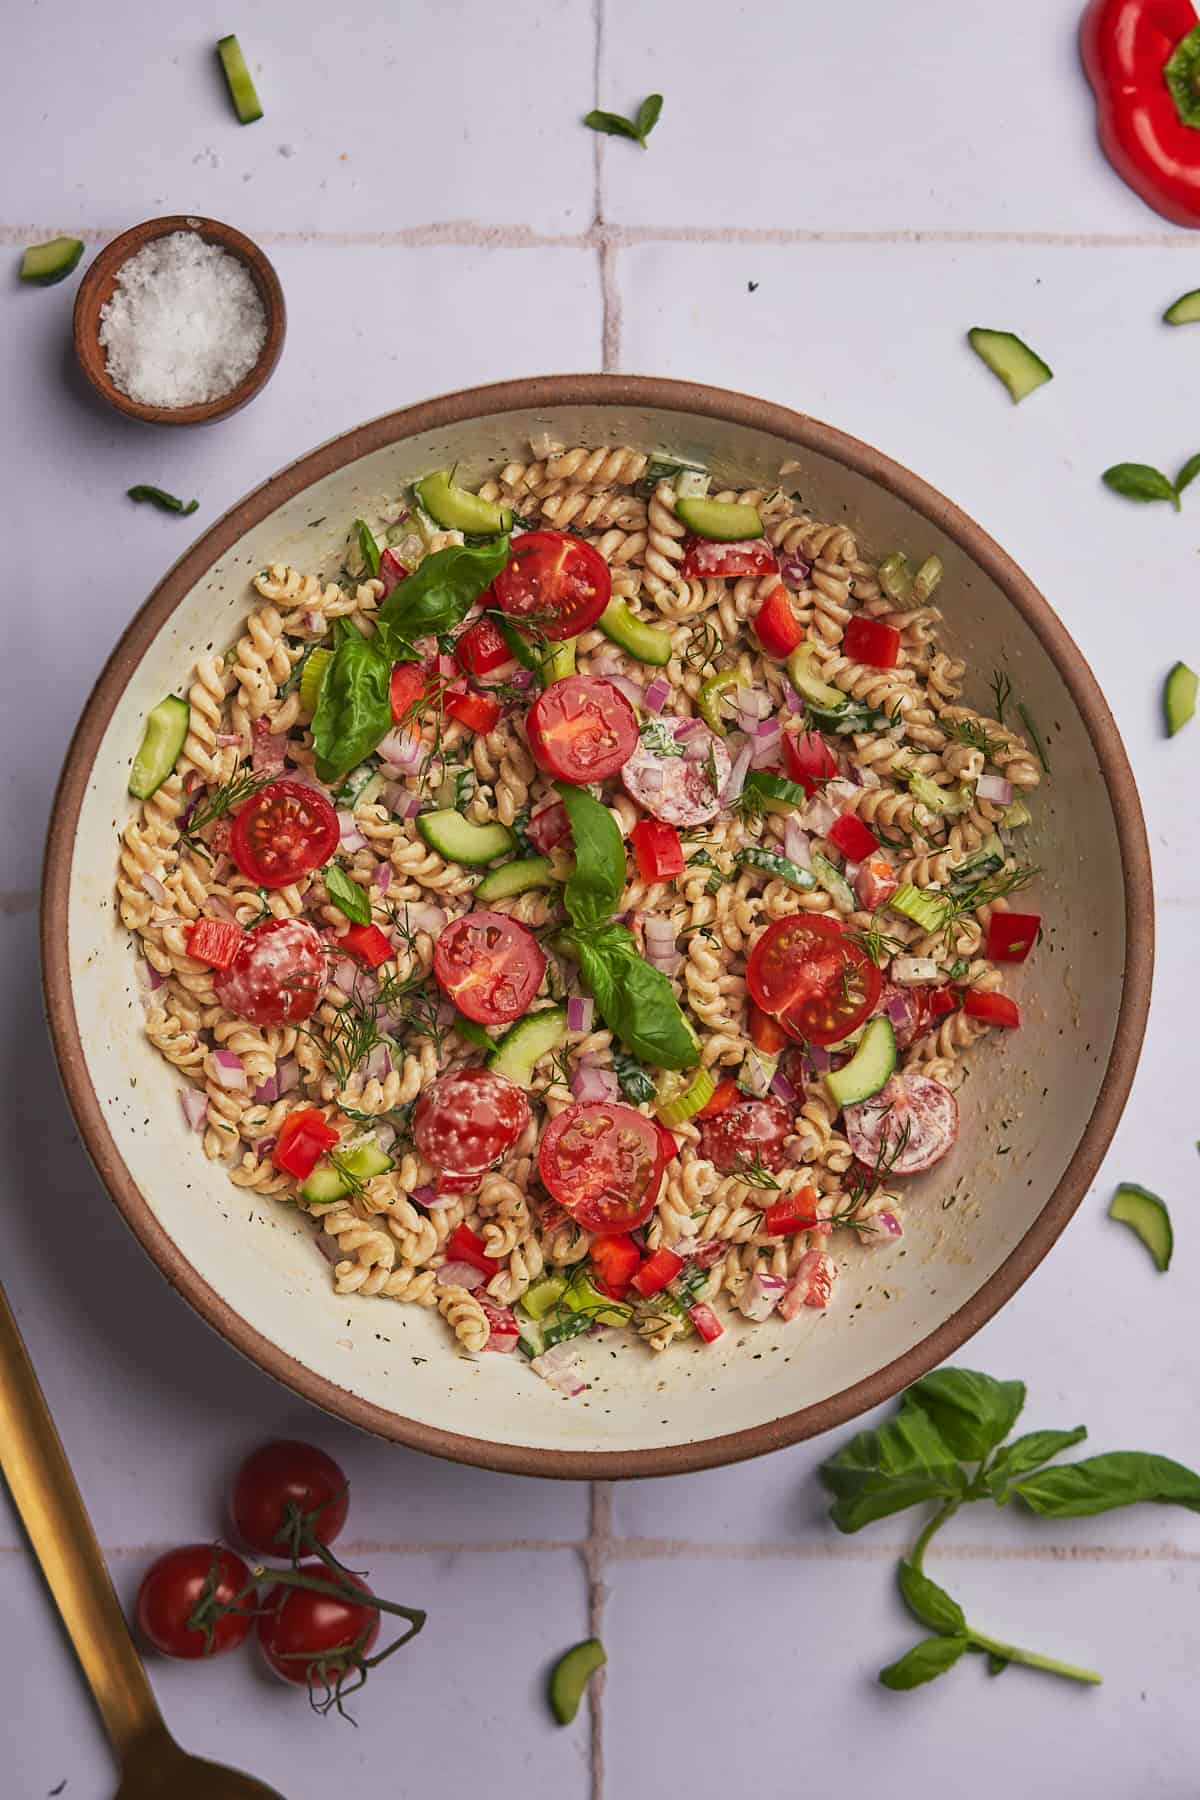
(136, 1544, 256, 1660)
(231, 1441, 350, 1558)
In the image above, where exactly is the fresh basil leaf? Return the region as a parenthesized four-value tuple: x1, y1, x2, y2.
(312, 627, 393, 785)
(985, 1427, 1088, 1503)
(583, 108, 642, 142)
(567, 922, 700, 1070)
(1165, 24, 1200, 129)
(636, 93, 663, 144)
(987, 1652, 1009, 1677)
(555, 782, 626, 929)
(819, 1408, 967, 1534)
(1101, 463, 1180, 510)
(897, 1563, 966, 1636)
(377, 537, 510, 655)
(354, 518, 381, 578)
(1012, 1451, 1200, 1519)
(879, 1635, 968, 1691)
(901, 1369, 1026, 1462)
(1175, 451, 1200, 497)
(612, 1048, 658, 1104)
(127, 484, 199, 516)
(323, 862, 372, 925)
(454, 1015, 495, 1051)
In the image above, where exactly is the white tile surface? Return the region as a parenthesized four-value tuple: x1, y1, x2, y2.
(4, 0, 1200, 1793)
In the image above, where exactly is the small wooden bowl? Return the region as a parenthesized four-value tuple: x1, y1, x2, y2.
(73, 214, 285, 426)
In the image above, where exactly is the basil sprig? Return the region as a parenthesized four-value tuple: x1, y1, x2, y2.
(311, 538, 508, 783)
(553, 783, 699, 1071)
(1102, 454, 1200, 513)
(819, 1367, 1200, 1691)
(323, 862, 372, 925)
(583, 93, 663, 149)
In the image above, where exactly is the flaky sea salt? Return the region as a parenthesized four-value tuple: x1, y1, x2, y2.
(98, 230, 267, 408)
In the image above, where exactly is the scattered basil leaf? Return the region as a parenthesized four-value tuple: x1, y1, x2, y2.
(355, 518, 381, 578)
(1012, 1452, 1200, 1519)
(986, 1427, 1088, 1503)
(555, 783, 626, 930)
(902, 1369, 1026, 1463)
(1101, 463, 1181, 511)
(1165, 24, 1200, 130)
(454, 1015, 495, 1051)
(323, 862, 372, 925)
(566, 922, 700, 1070)
(636, 93, 664, 142)
(612, 1048, 658, 1104)
(127, 484, 199, 516)
(1016, 702, 1051, 774)
(987, 1653, 1010, 1677)
(1175, 451, 1200, 497)
(583, 93, 663, 149)
(897, 1563, 966, 1637)
(377, 537, 510, 657)
(879, 1636, 969, 1691)
(312, 624, 392, 785)
(819, 1408, 967, 1534)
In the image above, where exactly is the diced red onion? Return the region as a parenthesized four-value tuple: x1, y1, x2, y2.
(567, 995, 594, 1032)
(647, 949, 682, 976)
(382, 783, 422, 818)
(607, 674, 644, 710)
(330, 956, 361, 994)
(783, 819, 812, 869)
(643, 675, 671, 714)
(211, 1050, 247, 1091)
(644, 916, 678, 949)
(673, 716, 704, 738)
(140, 873, 168, 906)
(571, 1064, 620, 1103)
(337, 810, 367, 853)
(530, 1344, 587, 1396)
(738, 1271, 788, 1321)
(179, 1087, 208, 1131)
(806, 1044, 832, 1072)
(510, 667, 535, 692)
(779, 550, 812, 589)
(976, 773, 1013, 804)
(885, 992, 913, 1026)
(733, 689, 771, 732)
(401, 903, 448, 937)
(750, 723, 782, 769)
(205, 894, 239, 924)
(375, 862, 393, 896)
(437, 1261, 486, 1290)
(303, 610, 323, 634)
(411, 1184, 437, 1207)
(254, 1074, 279, 1105)
(802, 794, 837, 836)
(378, 729, 425, 773)
(877, 1211, 903, 1239)
(216, 732, 243, 748)
(363, 1042, 392, 1082)
(255, 1134, 277, 1155)
(770, 1070, 797, 1104)
(781, 681, 804, 714)
(721, 740, 753, 805)
(145, 958, 165, 991)
(682, 735, 711, 762)
(277, 1057, 300, 1095)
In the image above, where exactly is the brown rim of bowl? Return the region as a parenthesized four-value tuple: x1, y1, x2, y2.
(41, 374, 1153, 1480)
(72, 214, 286, 426)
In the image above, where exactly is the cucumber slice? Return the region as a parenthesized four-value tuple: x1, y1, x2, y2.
(20, 236, 85, 286)
(416, 810, 515, 866)
(1164, 289, 1200, 325)
(737, 846, 816, 891)
(415, 469, 512, 536)
(913, 556, 943, 603)
(541, 637, 576, 683)
(301, 1140, 394, 1207)
(967, 328, 1053, 403)
(786, 645, 847, 713)
(486, 1006, 569, 1087)
(1109, 1183, 1173, 1272)
(129, 696, 189, 800)
(563, 1270, 632, 1328)
(742, 772, 810, 816)
(697, 670, 739, 735)
(299, 648, 333, 715)
(674, 496, 764, 541)
(521, 1274, 569, 1321)
(596, 599, 673, 666)
(1164, 661, 1198, 737)
(824, 1016, 896, 1108)
(889, 882, 948, 933)
(810, 851, 855, 913)
(475, 856, 557, 902)
(216, 34, 263, 123)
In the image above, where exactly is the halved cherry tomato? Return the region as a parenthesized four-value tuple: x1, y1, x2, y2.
(698, 1092, 792, 1174)
(229, 780, 340, 889)
(137, 1544, 255, 1660)
(656, 1124, 680, 1163)
(590, 1233, 642, 1300)
(631, 1245, 685, 1297)
(842, 616, 900, 669)
(444, 689, 501, 734)
(688, 1301, 724, 1343)
(630, 817, 685, 883)
(186, 917, 243, 971)
(526, 675, 638, 783)
(963, 989, 1021, 1028)
(389, 660, 432, 725)
(446, 1222, 499, 1276)
(257, 1562, 380, 1690)
(855, 856, 899, 911)
(379, 548, 409, 595)
(828, 812, 880, 863)
(782, 729, 838, 795)
(694, 1077, 739, 1121)
(214, 917, 327, 1027)
(230, 1441, 349, 1556)
(340, 923, 393, 968)
(763, 1188, 820, 1235)
(490, 530, 611, 639)
(681, 537, 778, 579)
(747, 914, 882, 1046)
(478, 1295, 520, 1352)
(754, 585, 803, 658)
(526, 798, 571, 854)
(749, 1003, 789, 1054)
(986, 911, 1042, 963)
(539, 1101, 666, 1233)
(414, 1068, 530, 1177)
(433, 911, 545, 1025)
(455, 616, 514, 683)
(272, 1108, 340, 1180)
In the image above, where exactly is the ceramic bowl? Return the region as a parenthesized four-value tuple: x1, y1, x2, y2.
(41, 375, 1152, 1477)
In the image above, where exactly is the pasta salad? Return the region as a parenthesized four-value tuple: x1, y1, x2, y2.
(118, 443, 1043, 1391)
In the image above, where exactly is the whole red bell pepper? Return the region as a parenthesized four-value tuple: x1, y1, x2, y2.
(1081, 0, 1200, 225)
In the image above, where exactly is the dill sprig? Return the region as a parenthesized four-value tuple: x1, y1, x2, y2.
(730, 1150, 784, 1191)
(1017, 702, 1051, 774)
(182, 767, 272, 851)
(844, 1113, 914, 1212)
(683, 619, 722, 673)
(846, 915, 911, 968)
(989, 668, 1013, 723)
(948, 717, 1010, 761)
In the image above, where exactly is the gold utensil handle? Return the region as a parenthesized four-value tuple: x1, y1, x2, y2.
(0, 1281, 163, 1756)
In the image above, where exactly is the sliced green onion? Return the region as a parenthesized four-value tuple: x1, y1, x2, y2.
(912, 555, 943, 603)
(888, 882, 949, 933)
(655, 1067, 715, 1126)
(697, 670, 739, 736)
(521, 1274, 569, 1320)
(217, 34, 263, 124)
(127, 485, 198, 516)
(877, 552, 914, 606)
(299, 647, 333, 715)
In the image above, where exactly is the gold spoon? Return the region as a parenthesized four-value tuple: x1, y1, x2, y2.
(0, 1282, 285, 1800)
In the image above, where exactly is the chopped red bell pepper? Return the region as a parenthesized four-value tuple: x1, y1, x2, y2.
(389, 660, 432, 724)
(754, 585, 804, 659)
(963, 989, 1021, 1029)
(782, 729, 837, 795)
(656, 1124, 680, 1164)
(828, 812, 880, 864)
(379, 548, 409, 596)
(272, 1107, 341, 1180)
(681, 537, 778, 580)
(339, 923, 393, 968)
(927, 986, 961, 1020)
(444, 689, 501, 733)
(477, 1295, 520, 1352)
(842, 616, 901, 669)
(630, 817, 685, 883)
(527, 798, 572, 855)
(763, 1187, 821, 1235)
(590, 1233, 642, 1300)
(986, 911, 1042, 963)
(1081, 0, 1200, 227)
(688, 1301, 725, 1343)
(186, 916, 244, 971)
(446, 1222, 499, 1276)
(749, 1003, 789, 1054)
(695, 1077, 739, 1120)
(855, 856, 899, 911)
(455, 616, 513, 682)
(631, 1246, 685, 1298)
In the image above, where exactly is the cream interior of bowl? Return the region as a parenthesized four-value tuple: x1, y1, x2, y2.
(66, 400, 1126, 1461)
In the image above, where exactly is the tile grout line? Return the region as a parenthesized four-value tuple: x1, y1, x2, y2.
(584, 1482, 612, 1800)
